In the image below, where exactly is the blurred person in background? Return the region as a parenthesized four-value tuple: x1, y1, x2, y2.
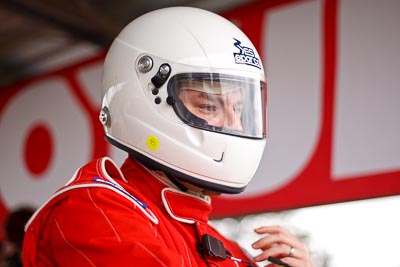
(1, 206, 34, 267)
(22, 7, 314, 267)
(0, 242, 4, 265)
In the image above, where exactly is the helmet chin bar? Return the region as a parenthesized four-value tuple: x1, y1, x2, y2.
(105, 135, 246, 194)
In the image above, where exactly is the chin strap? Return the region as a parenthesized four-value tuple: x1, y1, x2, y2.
(129, 153, 189, 192)
(166, 173, 189, 192)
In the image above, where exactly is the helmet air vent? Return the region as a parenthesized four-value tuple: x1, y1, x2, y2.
(151, 64, 171, 88)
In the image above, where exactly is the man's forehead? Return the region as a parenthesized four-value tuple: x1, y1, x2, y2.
(178, 80, 241, 95)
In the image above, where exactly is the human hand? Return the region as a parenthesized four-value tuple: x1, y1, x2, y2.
(251, 225, 314, 267)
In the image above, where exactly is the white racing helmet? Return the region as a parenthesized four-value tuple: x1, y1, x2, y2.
(100, 6, 267, 194)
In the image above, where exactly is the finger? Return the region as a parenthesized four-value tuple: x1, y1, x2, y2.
(254, 225, 299, 245)
(253, 243, 292, 262)
(287, 243, 309, 260)
(255, 242, 309, 263)
(252, 232, 303, 252)
(255, 225, 291, 235)
(252, 233, 291, 249)
(253, 226, 304, 252)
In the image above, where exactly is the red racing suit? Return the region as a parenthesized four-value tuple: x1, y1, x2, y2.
(23, 156, 255, 266)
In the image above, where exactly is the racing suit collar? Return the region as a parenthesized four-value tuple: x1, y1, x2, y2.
(121, 156, 212, 224)
(161, 188, 211, 224)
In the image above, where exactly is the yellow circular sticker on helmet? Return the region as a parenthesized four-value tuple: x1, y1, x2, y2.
(146, 135, 160, 151)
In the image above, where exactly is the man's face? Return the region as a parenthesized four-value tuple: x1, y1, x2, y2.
(170, 75, 265, 139)
(178, 86, 243, 131)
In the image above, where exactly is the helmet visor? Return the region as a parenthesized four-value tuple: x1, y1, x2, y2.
(168, 73, 266, 139)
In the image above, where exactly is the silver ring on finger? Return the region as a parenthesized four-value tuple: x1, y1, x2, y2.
(289, 246, 295, 257)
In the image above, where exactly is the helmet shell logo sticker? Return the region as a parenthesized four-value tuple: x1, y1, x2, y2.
(146, 135, 160, 151)
(233, 38, 261, 69)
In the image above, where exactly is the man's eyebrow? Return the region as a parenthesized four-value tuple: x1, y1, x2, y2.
(198, 92, 218, 101)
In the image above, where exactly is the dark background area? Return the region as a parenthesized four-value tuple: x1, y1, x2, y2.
(0, 0, 258, 89)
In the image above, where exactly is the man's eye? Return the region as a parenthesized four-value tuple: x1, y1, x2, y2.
(202, 105, 217, 112)
(200, 105, 217, 112)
